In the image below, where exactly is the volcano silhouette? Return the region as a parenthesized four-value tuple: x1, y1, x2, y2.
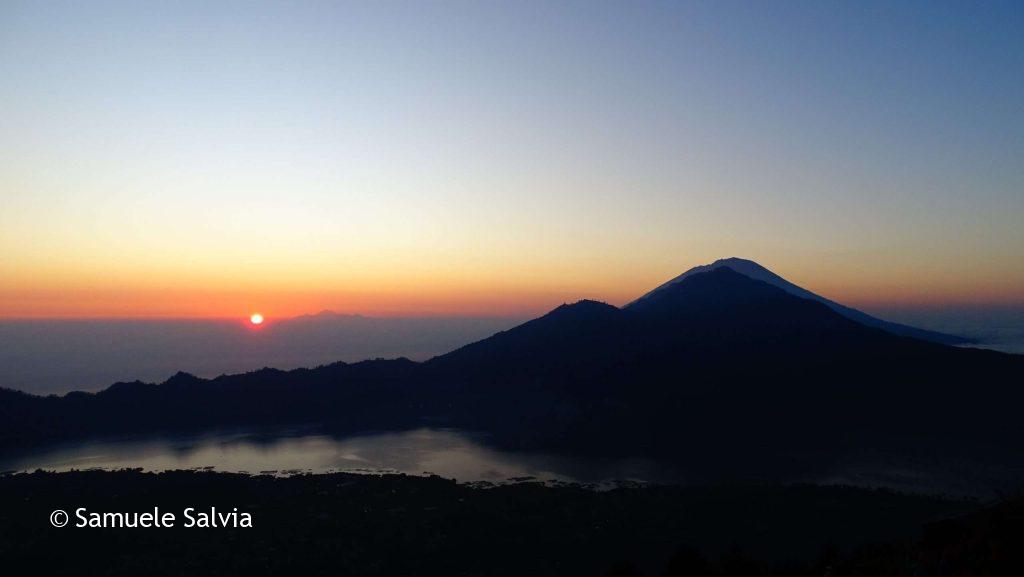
(627, 257, 970, 344)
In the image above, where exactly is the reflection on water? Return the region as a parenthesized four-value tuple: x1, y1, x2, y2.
(0, 428, 670, 486)
(2, 428, 1016, 497)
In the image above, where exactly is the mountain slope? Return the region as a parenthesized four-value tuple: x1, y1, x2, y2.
(427, 299, 626, 376)
(628, 257, 972, 345)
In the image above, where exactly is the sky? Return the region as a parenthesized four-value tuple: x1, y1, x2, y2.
(1, 1, 1022, 319)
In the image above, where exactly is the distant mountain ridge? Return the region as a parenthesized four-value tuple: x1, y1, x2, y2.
(628, 257, 972, 345)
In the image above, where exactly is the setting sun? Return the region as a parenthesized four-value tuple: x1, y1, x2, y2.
(249, 313, 264, 325)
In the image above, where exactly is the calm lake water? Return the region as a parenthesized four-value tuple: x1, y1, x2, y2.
(0, 428, 670, 487)
(3, 427, 1018, 497)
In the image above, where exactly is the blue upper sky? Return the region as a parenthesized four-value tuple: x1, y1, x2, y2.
(1, 1, 1022, 317)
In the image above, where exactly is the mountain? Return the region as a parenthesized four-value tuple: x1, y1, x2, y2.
(427, 299, 627, 379)
(424, 268, 1023, 479)
(628, 257, 972, 345)
(432, 266, 943, 387)
(1, 262, 1022, 485)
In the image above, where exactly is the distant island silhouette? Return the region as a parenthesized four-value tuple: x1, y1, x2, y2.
(2, 259, 1021, 486)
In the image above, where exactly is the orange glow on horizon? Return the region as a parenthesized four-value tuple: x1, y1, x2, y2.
(1, 257, 1022, 320)
(0, 279, 1021, 321)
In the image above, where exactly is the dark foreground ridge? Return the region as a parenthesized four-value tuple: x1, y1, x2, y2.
(4, 469, 1015, 577)
(1, 264, 1022, 487)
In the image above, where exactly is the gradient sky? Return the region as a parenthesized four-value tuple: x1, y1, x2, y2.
(2, 1, 1022, 319)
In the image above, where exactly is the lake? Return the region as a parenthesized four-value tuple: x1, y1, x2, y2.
(3, 427, 1018, 497)
(0, 428, 673, 487)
